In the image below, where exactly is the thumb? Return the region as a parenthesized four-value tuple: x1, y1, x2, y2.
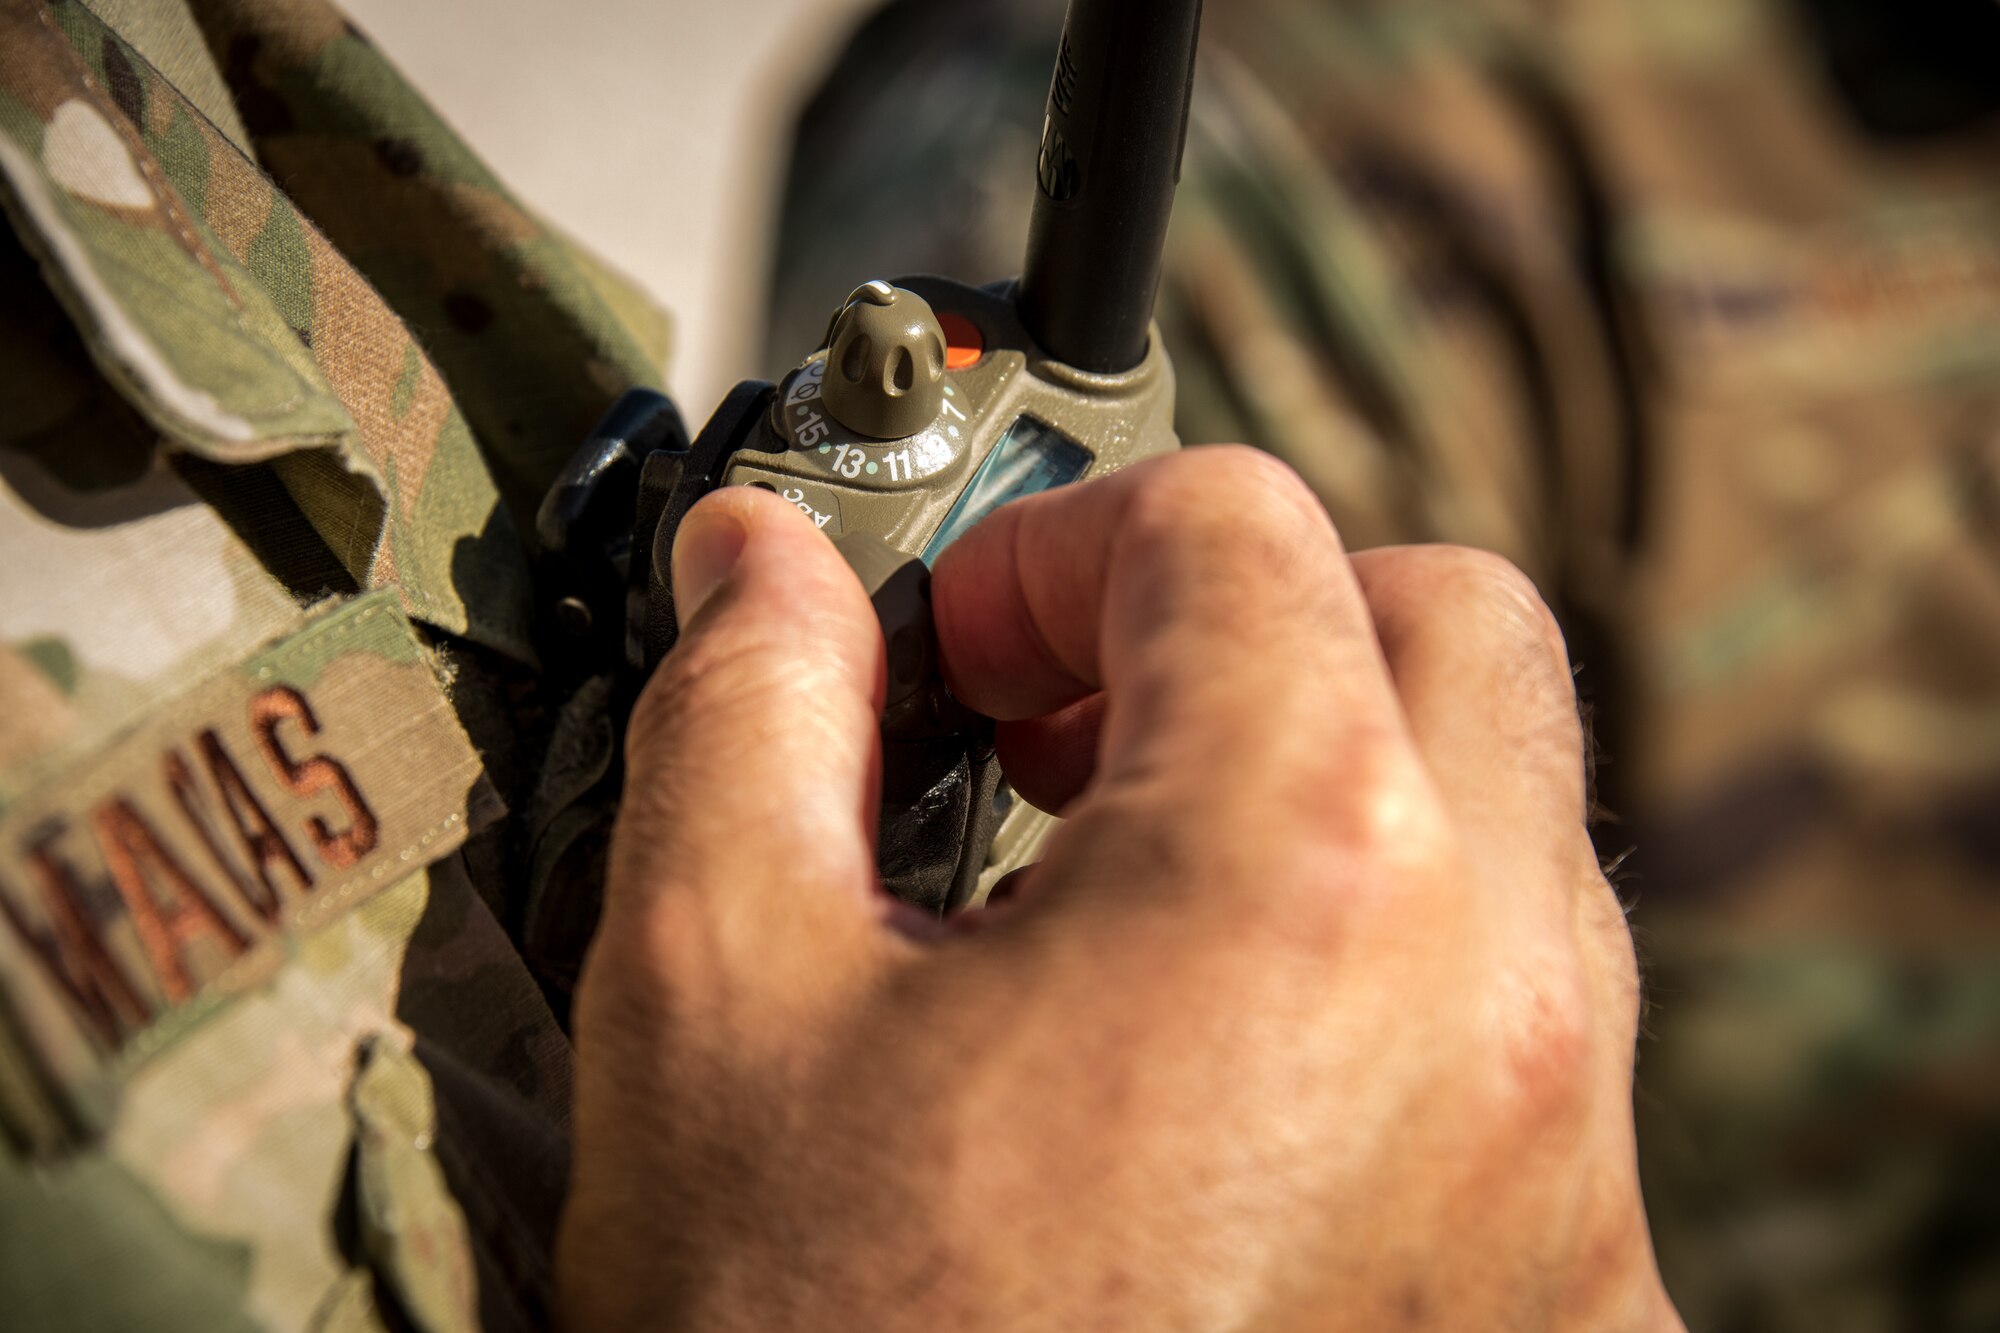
(604, 485, 889, 985)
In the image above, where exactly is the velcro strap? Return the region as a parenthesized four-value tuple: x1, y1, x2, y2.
(0, 591, 496, 1155)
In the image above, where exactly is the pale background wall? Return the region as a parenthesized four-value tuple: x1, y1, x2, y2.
(342, 0, 875, 417)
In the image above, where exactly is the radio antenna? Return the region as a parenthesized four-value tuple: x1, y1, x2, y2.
(1016, 0, 1204, 374)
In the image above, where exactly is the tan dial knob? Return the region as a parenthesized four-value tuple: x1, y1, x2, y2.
(822, 281, 947, 440)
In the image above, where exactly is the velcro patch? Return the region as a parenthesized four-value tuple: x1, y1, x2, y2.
(0, 592, 492, 1153)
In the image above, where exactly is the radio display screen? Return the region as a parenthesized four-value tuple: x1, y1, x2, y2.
(923, 416, 1093, 561)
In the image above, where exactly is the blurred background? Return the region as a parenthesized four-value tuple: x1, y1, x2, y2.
(351, 1, 2000, 1329)
(343, 0, 876, 414)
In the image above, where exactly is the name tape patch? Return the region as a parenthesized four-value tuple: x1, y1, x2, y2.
(0, 592, 489, 1149)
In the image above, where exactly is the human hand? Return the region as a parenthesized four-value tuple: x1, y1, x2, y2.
(557, 448, 1681, 1331)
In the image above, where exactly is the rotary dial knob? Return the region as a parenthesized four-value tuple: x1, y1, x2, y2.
(821, 281, 947, 440)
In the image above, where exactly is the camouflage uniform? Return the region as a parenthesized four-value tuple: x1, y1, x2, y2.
(0, 0, 668, 1326)
(769, 1, 2000, 1329)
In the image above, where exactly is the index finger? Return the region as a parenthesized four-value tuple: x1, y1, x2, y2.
(932, 448, 1423, 835)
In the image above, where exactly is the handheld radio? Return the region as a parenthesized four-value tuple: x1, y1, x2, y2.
(537, 0, 1204, 923)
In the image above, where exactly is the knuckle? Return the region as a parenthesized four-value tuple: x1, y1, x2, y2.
(623, 669, 684, 765)
(629, 619, 823, 765)
(1581, 870, 1645, 1032)
(1125, 447, 1330, 559)
(1485, 956, 1596, 1138)
(1258, 742, 1454, 944)
(1191, 442, 1319, 502)
(1198, 445, 1328, 531)
(1302, 741, 1448, 869)
(1413, 547, 1582, 766)
(1438, 547, 1570, 681)
(627, 632, 735, 756)
(1111, 451, 1340, 637)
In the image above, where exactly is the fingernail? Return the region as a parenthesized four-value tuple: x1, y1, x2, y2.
(673, 510, 750, 622)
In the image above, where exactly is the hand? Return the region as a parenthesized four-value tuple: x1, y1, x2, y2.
(557, 448, 1681, 1331)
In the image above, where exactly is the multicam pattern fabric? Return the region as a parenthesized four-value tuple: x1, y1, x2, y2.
(0, 592, 494, 1152)
(180, 0, 673, 532)
(0, 445, 305, 811)
(768, 1, 2000, 1328)
(1, 0, 670, 1325)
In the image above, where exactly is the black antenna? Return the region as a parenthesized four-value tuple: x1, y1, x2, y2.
(1017, 0, 1204, 374)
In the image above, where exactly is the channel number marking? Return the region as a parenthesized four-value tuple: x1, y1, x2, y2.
(783, 357, 961, 487)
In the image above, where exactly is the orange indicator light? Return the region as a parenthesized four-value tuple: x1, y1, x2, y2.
(939, 311, 984, 370)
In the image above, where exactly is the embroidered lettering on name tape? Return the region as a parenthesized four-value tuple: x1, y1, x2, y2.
(0, 592, 489, 1139)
